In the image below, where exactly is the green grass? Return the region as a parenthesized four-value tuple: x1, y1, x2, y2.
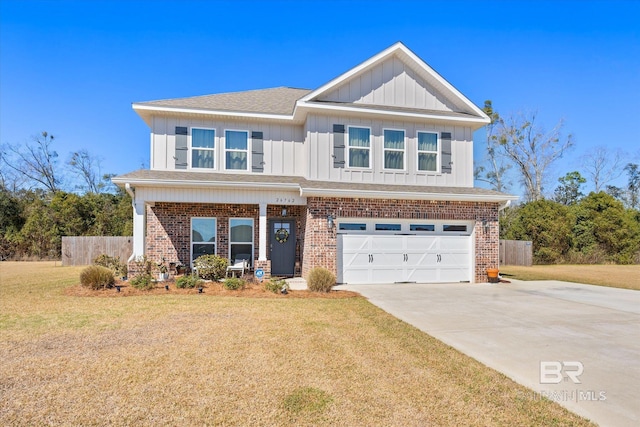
(0, 261, 594, 426)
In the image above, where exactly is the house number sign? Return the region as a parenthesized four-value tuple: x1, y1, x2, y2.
(275, 197, 296, 204)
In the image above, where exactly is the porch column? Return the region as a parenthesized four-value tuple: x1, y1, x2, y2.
(258, 203, 267, 261)
(131, 200, 146, 261)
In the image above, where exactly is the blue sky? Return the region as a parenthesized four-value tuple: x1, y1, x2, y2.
(1, 0, 639, 194)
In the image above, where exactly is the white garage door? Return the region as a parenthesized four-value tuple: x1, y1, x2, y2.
(337, 221, 472, 284)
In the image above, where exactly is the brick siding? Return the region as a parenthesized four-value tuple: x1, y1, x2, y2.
(133, 198, 499, 283)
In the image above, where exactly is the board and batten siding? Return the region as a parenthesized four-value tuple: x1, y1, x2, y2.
(317, 55, 457, 112)
(305, 113, 474, 187)
(149, 116, 306, 176)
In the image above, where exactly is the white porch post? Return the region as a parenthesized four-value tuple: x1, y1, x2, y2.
(258, 203, 267, 261)
(131, 200, 146, 261)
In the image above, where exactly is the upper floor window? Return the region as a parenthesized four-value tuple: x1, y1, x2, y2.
(191, 128, 215, 169)
(383, 129, 405, 170)
(225, 130, 248, 170)
(417, 132, 438, 172)
(348, 127, 370, 168)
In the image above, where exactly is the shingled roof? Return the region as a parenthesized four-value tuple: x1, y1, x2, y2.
(135, 87, 311, 116)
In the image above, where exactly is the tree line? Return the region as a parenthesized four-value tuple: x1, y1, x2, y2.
(476, 101, 640, 264)
(0, 132, 132, 260)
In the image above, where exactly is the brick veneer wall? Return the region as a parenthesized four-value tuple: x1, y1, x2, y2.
(301, 197, 500, 283)
(132, 202, 305, 278)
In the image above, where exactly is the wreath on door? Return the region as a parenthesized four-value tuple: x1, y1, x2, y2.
(275, 228, 289, 243)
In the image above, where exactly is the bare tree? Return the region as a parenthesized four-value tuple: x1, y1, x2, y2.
(1, 131, 61, 192)
(581, 146, 624, 192)
(495, 112, 574, 201)
(68, 149, 112, 193)
(475, 100, 511, 192)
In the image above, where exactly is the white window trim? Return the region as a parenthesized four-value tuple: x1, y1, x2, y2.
(189, 127, 216, 170)
(191, 217, 217, 266)
(382, 128, 406, 171)
(416, 130, 440, 173)
(224, 129, 250, 171)
(228, 218, 254, 264)
(347, 126, 372, 169)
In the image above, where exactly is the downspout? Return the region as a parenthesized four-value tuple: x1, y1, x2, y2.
(499, 199, 512, 211)
(125, 183, 136, 263)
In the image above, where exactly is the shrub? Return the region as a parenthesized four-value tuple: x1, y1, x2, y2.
(194, 254, 228, 281)
(176, 274, 202, 289)
(80, 265, 115, 290)
(307, 267, 335, 293)
(132, 255, 153, 276)
(93, 254, 127, 277)
(265, 277, 288, 294)
(130, 273, 155, 290)
(223, 277, 245, 290)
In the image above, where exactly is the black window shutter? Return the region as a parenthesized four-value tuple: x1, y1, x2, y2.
(441, 132, 452, 174)
(175, 126, 188, 169)
(333, 124, 345, 168)
(251, 131, 264, 173)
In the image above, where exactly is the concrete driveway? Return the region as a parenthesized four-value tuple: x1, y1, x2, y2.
(338, 280, 640, 427)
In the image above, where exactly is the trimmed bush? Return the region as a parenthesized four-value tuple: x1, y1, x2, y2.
(223, 277, 245, 290)
(194, 254, 228, 281)
(176, 274, 202, 289)
(307, 267, 335, 293)
(265, 277, 288, 294)
(80, 265, 115, 290)
(130, 273, 155, 290)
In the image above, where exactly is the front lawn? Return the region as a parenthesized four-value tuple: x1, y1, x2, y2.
(0, 261, 593, 426)
(499, 264, 640, 290)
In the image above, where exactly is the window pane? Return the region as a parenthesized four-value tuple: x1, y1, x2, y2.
(230, 244, 252, 264)
(443, 225, 467, 232)
(349, 127, 370, 148)
(226, 131, 248, 150)
(349, 148, 369, 168)
(410, 224, 435, 231)
(193, 243, 215, 259)
(384, 130, 404, 149)
(226, 151, 247, 170)
(418, 153, 437, 171)
(230, 219, 253, 242)
(192, 129, 214, 148)
(384, 151, 404, 169)
(192, 149, 214, 168)
(339, 223, 366, 231)
(418, 132, 438, 151)
(192, 218, 216, 243)
(375, 223, 401, 231)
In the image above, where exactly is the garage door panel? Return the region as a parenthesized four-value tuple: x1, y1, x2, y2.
(338, 233, 472, 284)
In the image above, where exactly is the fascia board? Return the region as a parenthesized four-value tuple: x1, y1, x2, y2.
(111, 177, 301, 191)
(300, 187, 519, 203)
(132, 103, 296, 122)
(295, 101, 490, 126)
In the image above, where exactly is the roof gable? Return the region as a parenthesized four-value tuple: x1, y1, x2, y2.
(299, 42, 488, 119)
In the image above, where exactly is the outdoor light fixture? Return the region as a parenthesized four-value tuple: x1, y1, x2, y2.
(282, 207, 287, 217)
(327, 214, 335, 229)
(482, 219, 489, 233)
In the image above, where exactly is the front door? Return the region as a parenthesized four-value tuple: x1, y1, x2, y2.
(270, 219, 295, 276)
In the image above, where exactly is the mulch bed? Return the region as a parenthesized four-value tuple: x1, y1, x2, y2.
(65, 278, 360, 299)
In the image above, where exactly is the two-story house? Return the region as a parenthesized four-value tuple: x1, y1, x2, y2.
(113, 42, 517, 284)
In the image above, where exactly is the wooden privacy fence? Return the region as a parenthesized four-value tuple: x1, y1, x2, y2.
(62, 236, 133, 266)
(499, 239, 533, 266)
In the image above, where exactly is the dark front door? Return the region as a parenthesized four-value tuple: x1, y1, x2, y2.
(270, 219, 295, 276)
